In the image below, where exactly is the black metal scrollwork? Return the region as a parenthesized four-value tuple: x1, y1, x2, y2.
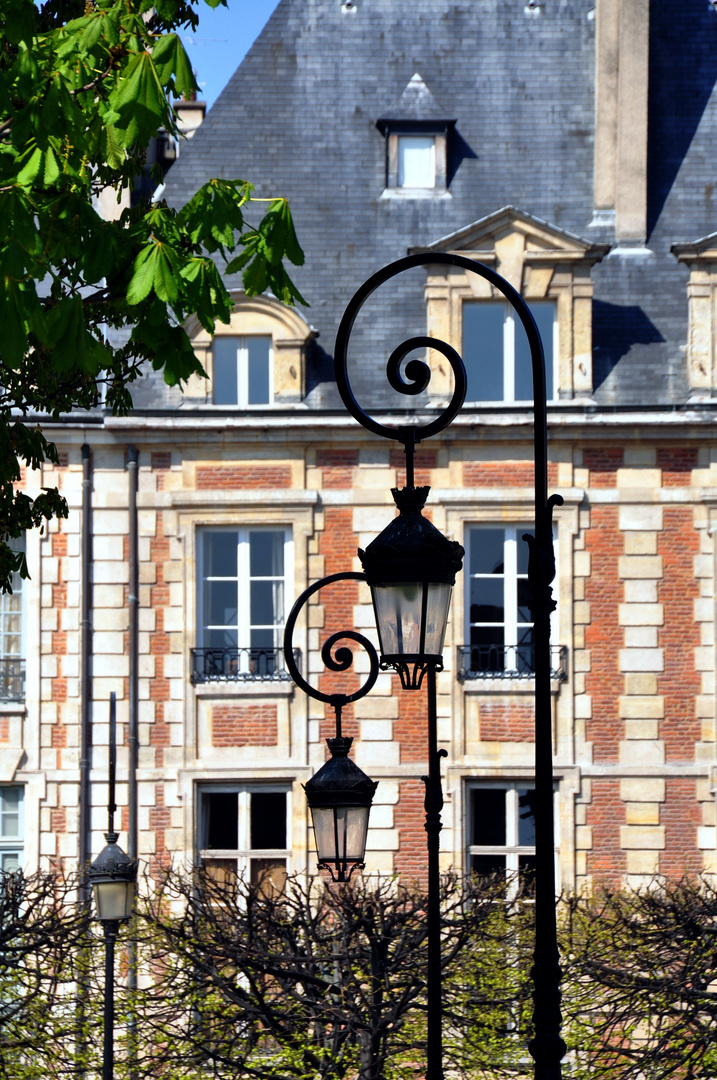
(334, 251, 556, 508)
(282, 571, 379, 736)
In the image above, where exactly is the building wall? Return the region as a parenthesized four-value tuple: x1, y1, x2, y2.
(7, 417, 716, 890)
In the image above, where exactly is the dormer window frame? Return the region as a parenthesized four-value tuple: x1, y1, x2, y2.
(378, 120, 452, 193)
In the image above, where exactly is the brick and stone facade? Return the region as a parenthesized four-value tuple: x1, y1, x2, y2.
(7, 0, 717, 890)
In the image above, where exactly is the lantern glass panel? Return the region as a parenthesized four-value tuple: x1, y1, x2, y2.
(311, 805, 370, 864)
(372, 582, 452, 658)
(92, 879, 134, 922)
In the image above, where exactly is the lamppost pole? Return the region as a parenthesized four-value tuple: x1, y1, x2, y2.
(288, 253, 566, 1078)
(88, 692, 138, 1080)
(423, 665, 446, 1080)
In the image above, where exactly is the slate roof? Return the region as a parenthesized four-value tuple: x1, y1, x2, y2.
(153, 0, 717, 413)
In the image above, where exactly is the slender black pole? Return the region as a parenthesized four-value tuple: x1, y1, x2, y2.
(527, 511, 566, 1080)
(103, 923, 118, 1080)
(422, 666, 446, 1080)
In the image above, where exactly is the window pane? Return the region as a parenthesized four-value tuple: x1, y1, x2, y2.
(514, 302, 555, 402)
(517, 578, 532, 624)
(247, 338, 271, 405)
(204, 858, 237, 886)
(462, 302, 504, 401)
(250, 792, 287, 850)
(250, 628, 276, 651)
(518, 855, 537, 897)
(471, 788, 506, 846)
(1, 853, 19, 873)
(203, 532, 237, 579)
(517, 788, 537, 846)
(249, 531, 284, 577)
(470, 577, 504, 624)
(213, 337, 239, 405)
(204, 793, 238, 849)
(397, 135, 435, 187)
(250, 581, 277, 627)
(250, 859, 287, 897)
(516, 534, 530, 575)
(1, 788, 20, 839)
(471, 853, 506, 877)
(204, 581, 238, 630)
(205, 627, 238, 649)
(469, 529, 505, 575)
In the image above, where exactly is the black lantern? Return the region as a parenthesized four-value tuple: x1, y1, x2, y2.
(88, 832, 137, 923)
(358, 486, 464, 688)
(304, 736, 378, 882)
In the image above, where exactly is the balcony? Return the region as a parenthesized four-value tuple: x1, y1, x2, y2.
(457, 645, 568, 682)
(0, 658, 25, 701)
(190, 647, 299, 684)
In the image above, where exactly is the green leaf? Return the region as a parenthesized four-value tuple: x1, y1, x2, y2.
(16, 146, 43, 186)
(109, 51, 168, 147)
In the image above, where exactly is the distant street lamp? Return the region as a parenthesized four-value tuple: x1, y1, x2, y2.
(88, 692, 137, 1080)
(286, 253, 566, 1080)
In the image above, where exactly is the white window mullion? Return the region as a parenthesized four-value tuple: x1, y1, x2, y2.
(237, 532, 251, 665)
(504, 308, 515, 402)
(237, 338, 248, 409)
(503, 530, 517, 670)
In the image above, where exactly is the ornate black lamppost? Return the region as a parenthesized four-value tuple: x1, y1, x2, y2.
(88, 692, 137, 1080)
(285, 253, 566, 1080)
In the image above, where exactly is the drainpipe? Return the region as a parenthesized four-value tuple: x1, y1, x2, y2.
(127, 446, 139, 1080)
(127, 446, 139, 863)
(79, 443, 92, 900)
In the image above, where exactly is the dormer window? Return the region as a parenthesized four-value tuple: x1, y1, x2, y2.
(377, 74, 455, 197)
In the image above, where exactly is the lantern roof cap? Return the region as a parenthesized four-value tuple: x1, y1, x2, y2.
(358, 486, 464, 586)
(88, 835, 138, 884)
(304, 737, 378, 808)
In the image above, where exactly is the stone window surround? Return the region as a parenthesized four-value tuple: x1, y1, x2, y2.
(178, 496, 316, 705)
(185, 292, 315, 407)
(671, 236, 717, 396)
(196, 781, 292, 885)
(415, 208, 609, 402)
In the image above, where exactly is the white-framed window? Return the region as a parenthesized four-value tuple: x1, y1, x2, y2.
(198, 784, 290, 891)
(0, 536, 24, 701)
(0, 787, 23, 872)
(466, 782, 536, 887)
(397, 135, 436, 188)
(465, 525, 533, 676)
(212, 335, 272, 406)
(197, 527, 292, 677)
(462, 300, 556, 402)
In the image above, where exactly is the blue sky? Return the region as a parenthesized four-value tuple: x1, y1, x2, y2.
(182, 0, 281, 110)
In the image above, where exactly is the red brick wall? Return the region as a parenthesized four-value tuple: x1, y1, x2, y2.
(393, 677, 429, 763)
(211, 703, 278, 747)
(584, 447, 623, 487)
(390, 448, 437, 487)
(393, 779, 428, 884)
(658, 508, 701, 762)
(586, 778, 625, 883)
(584, 506, 622, 760)
(661, 777, 702, 877)
(657, 447, 698, 487)
(0, 718, 8, 743)
(149, 514, 171, 767)
(196, 465, 292, 489)
(50, 529, 69, 757)
(316, 449, 358, 489)
(478, 698, 534, 742)
(318, 508, 360, 742)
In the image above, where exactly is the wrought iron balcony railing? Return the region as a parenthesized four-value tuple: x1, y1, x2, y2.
(457, 644, 568, 682)
(0, 658, 25, 701)
(190, 647, 299, 684)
